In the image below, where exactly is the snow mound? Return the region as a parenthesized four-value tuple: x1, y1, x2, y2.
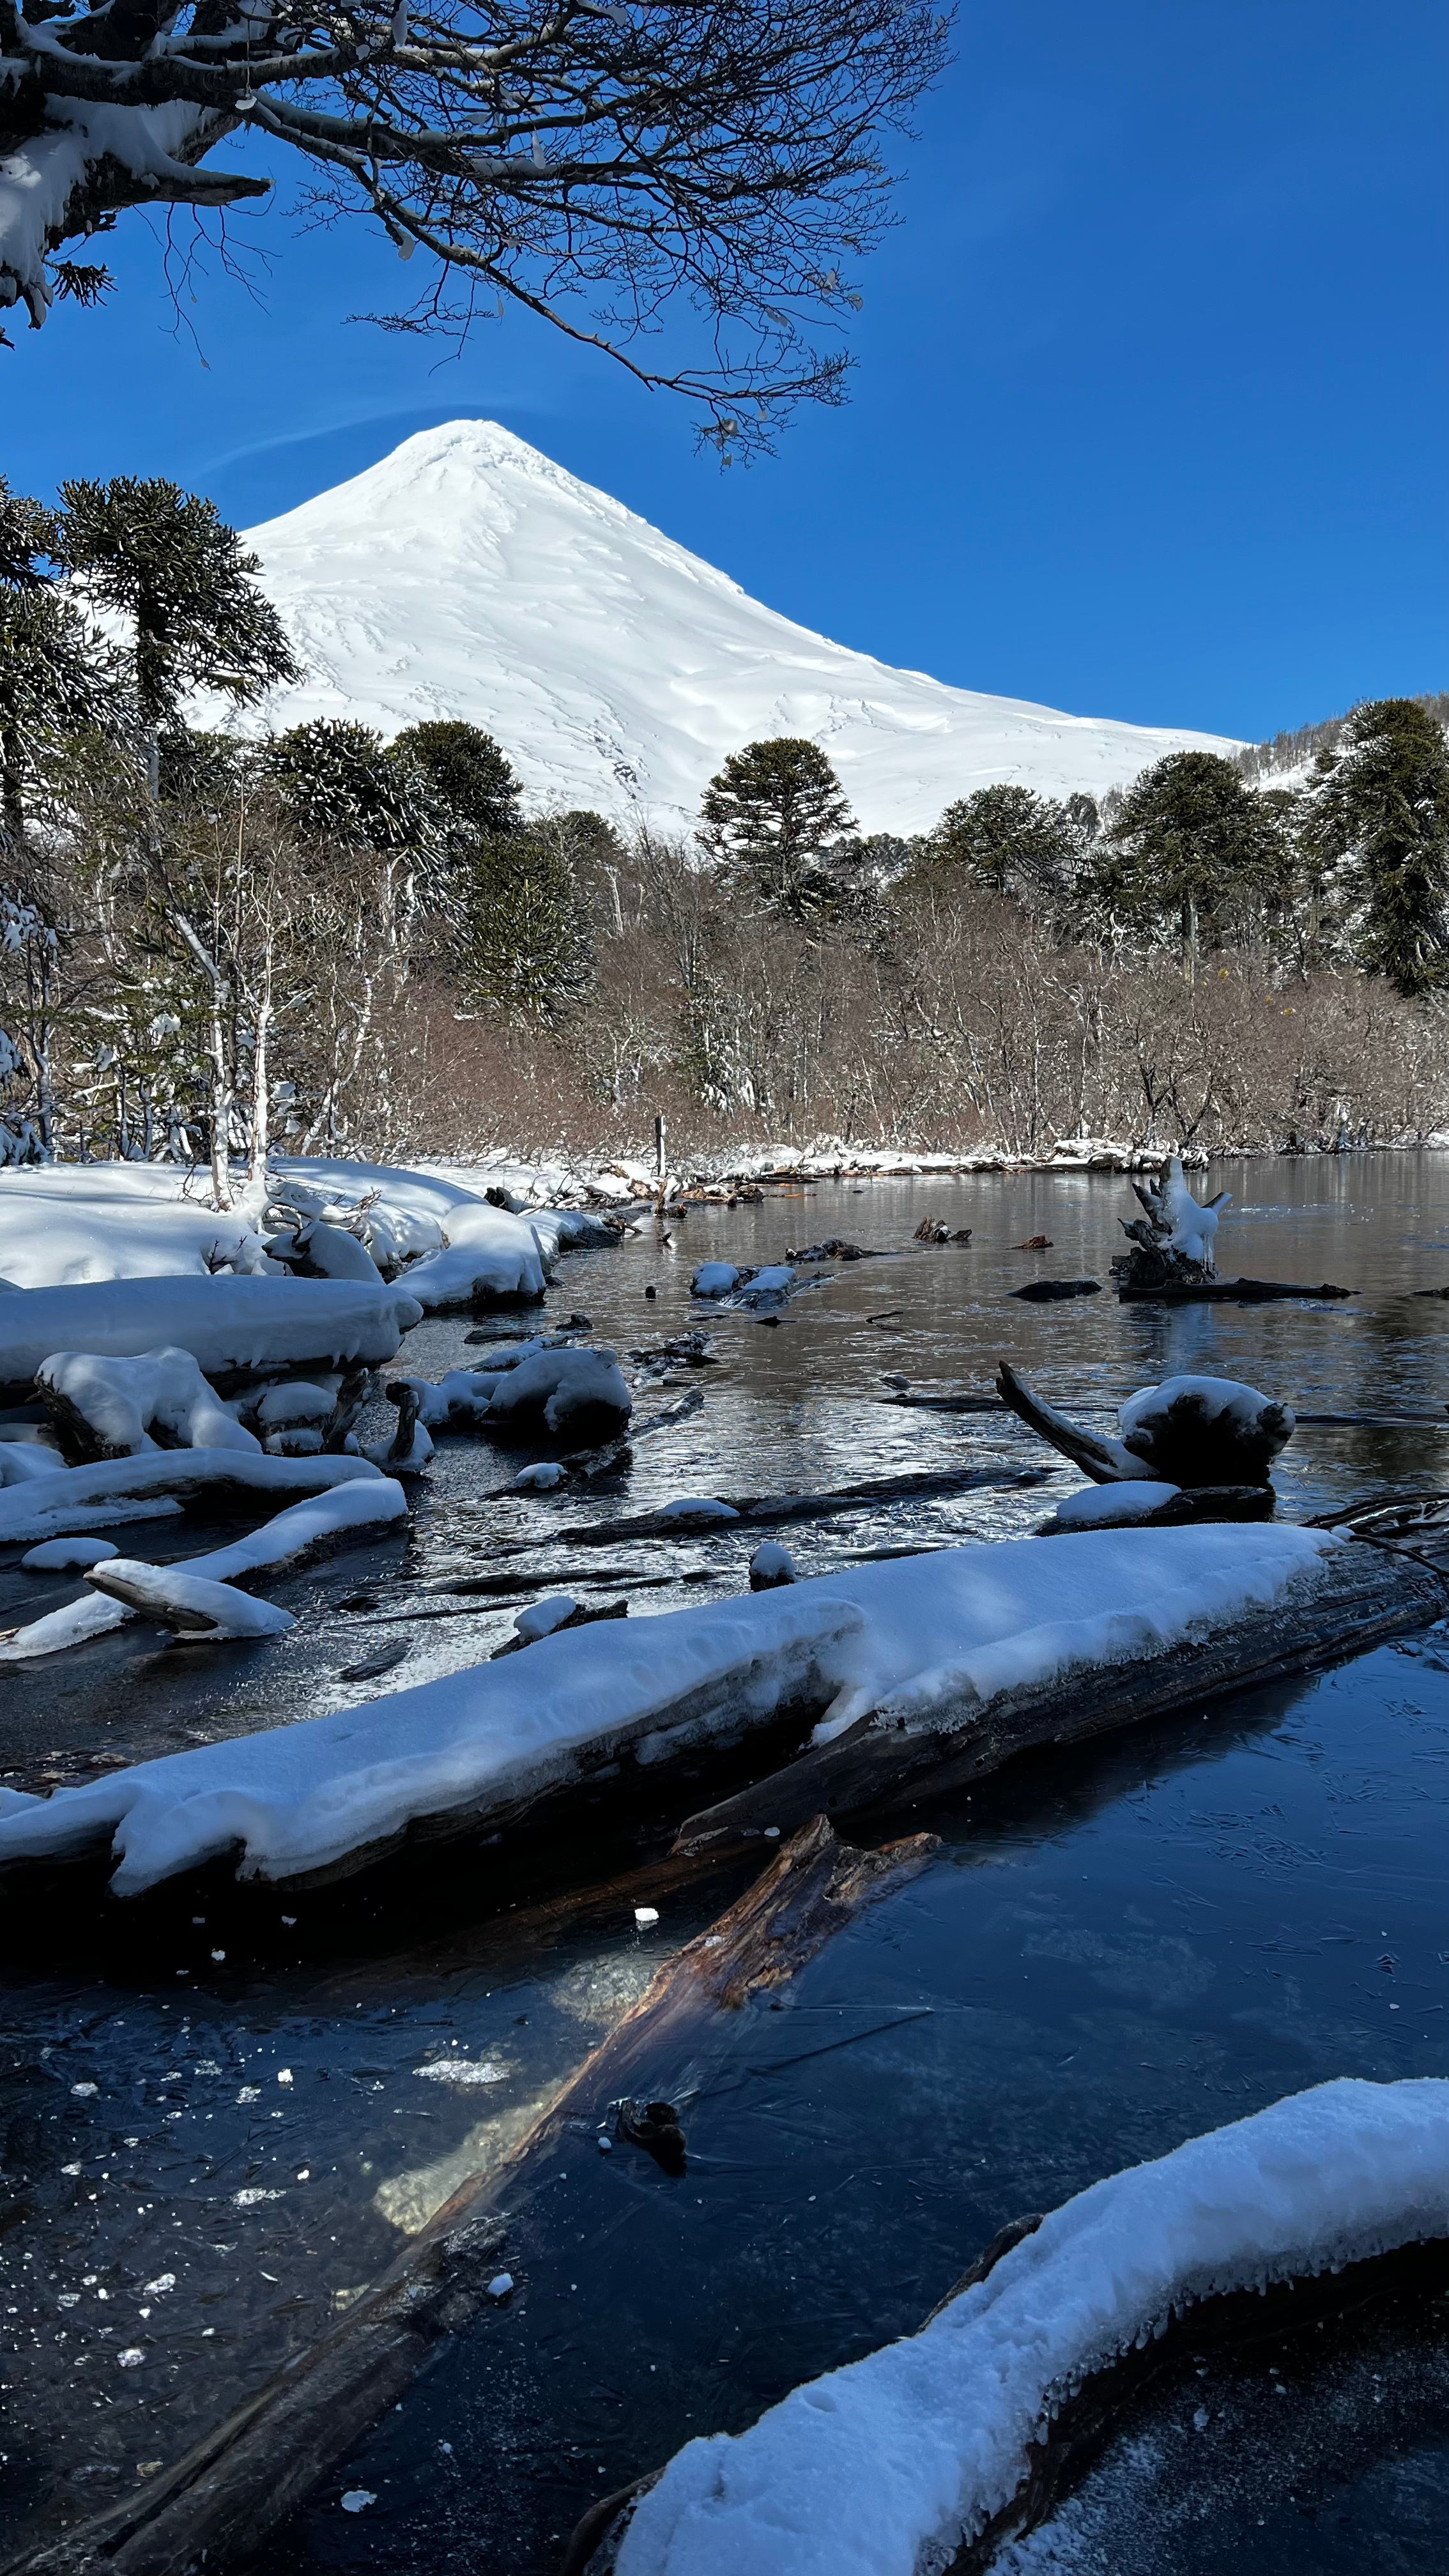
(0, 1522, 1339, 1892)
(615, 2078, 1449, 2576)
(1045, 1482, 1181, 1530)
(0, 1169, 273, 1287)
(0, 1276, 421, 1400)
(40, 1348, 261, 1460)
(21, 1535, 118, 1571)
(483, 1346, 632, 1445)
(239, 422, 1239, 836)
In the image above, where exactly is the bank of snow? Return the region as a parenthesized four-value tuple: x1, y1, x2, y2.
(0, 1277, 421, 1404)
(614, 2079, 1449, 2576)
(0, 1524, 1340, 1892)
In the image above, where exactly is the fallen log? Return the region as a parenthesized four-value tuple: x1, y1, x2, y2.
(573, 2076, 1449, 2576)
(1116, 1275, 1355, 1303)
(3, 1517, 1441, 1901)
(671, 1516, 1447, 1853)
(494, 1463, 1050, 1554)
(9, 1820, 935, 2576)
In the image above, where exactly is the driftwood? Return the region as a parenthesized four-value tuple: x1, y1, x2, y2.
(995, 1360, 1293, 1488)
(491, 1463, 1050, 1554)
(1008, 1278, 1100, 1302)
(671, 1519, 1448, 1854)
(1116, 1275, 1356, 1303)
(574, 2212, 1449, 2576)
(11, 1820, 935, 2576)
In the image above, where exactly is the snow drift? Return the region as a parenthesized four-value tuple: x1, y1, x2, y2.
(0, 1523, 1339, 1893)
(0, 1276, 421, 1402)
(613, 2078, 1449, 2576)
(239, 422, 1239, 837)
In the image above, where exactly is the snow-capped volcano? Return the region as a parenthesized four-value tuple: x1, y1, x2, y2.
(242, 421, 1236, 835)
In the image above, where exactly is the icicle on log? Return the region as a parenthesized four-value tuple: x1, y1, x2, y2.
(12, 1820, 934, 2576)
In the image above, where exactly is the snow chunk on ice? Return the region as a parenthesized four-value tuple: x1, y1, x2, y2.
(413, 2058, 509, 2087)
(615, 2078, 1449, 2576)
(749, 1541, 798, 1589)
(1047, 1482, 1181, 1530)
(512, 1595, 580, 1643)
(691, 1264, 740, 1299)
(514, 1460, 565, 1492)
(21, 1535, 118, 1572)
(657, 1497, 739, 1525)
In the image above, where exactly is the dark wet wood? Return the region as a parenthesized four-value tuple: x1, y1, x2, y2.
(995, 1358, 1134, 1482)
(672, 1535, 1446, 1853)
(495, 1462, 1050, 1554)
(8, 1820, 935, 2576)
(1117, 1275, 1355, 1303)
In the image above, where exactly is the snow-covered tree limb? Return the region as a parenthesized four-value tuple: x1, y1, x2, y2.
(0, 0, 948, 435)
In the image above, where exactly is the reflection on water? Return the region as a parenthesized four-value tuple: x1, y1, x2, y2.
(0, 1155, 1446, 2561)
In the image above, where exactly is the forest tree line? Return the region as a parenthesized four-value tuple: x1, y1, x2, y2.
(1, 470, 1447, 1180)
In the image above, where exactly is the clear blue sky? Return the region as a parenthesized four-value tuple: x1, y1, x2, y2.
(9, 0, 1446, 742)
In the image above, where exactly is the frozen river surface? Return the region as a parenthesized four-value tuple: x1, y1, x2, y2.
(0, 1155, 1445, 2568)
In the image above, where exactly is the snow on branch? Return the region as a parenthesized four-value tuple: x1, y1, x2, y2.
(0, 0, 947, 437)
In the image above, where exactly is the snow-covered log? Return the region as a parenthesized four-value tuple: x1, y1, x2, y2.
(0, 1477, 407, 1660)
(595, 2078, 1448, 2576)
(0, 1520, 1430, 1896)
(84, 1563, 296, 1641)
(0, 1448, 387, 1545)
(0, 1276, 421, 1407)
(264, 1220, 387, 1286)
(38, 1346, 262, 1464)
(997, 1362, 1295, 1490)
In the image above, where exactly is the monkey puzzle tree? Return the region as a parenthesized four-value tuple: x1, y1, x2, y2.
(0, 473, 126, 847)
(55, 478, 298, 793)
(700, 735, 857, 922)
(1305, 698, 1449, 997)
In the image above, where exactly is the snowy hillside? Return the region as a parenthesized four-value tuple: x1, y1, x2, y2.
(242, 421, 1238, 837)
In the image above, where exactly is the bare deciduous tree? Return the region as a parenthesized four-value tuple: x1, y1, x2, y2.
(0, 0, 947, 445)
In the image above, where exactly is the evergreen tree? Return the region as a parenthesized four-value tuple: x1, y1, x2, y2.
(457, 831, 592, 1022)
(699, 737, 856, 922)
(1091, 751, 1287, 956)
(0, 475, 118, 848)
(1306, 698, 1449, 996)
(393, 721, 523, 841)
(930, 785, 1084, 901)
(54, 479, 298, 788)
(266, 720, 438, 854)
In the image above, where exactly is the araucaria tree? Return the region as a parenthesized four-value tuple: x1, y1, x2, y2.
(1091, 750, 1287, 960)
(0, 477, 116, 849)
(700, 737, 857, 921)
(1306, 698, 1449, 997)
(0, 0, 947, 447)
(930, 784, 1088, 905)
(56, 479, 298, 790)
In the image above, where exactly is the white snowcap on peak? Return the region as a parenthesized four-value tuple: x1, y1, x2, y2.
(234, 421, 1239, 836)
